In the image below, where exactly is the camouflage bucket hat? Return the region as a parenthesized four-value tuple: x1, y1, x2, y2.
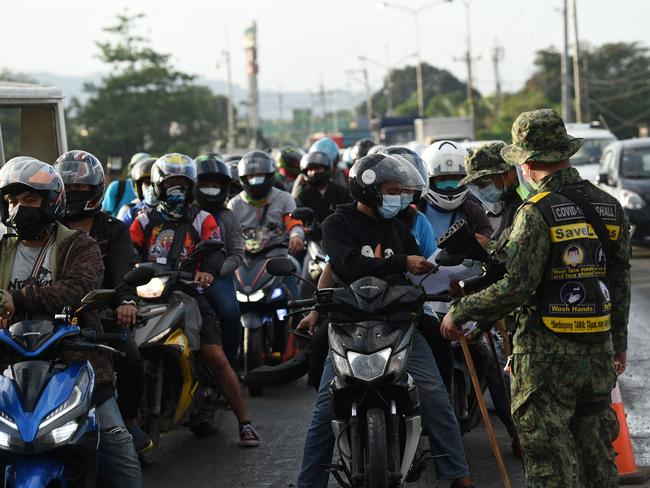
(501, 108, 584, 166)
(460, 141, 510, 185)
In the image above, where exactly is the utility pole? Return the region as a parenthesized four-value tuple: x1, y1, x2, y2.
(244, 21, 260, 149)
(561, 0, 573, 122)
(571, 0, 583, 123)
(492, 43, 504, 117)
(331, 90, 339, 132)
(319, 75, 328, 132)
(219, 49, 236, 154)
(385, 45, 394, 115)
(463, 0, 475, 131)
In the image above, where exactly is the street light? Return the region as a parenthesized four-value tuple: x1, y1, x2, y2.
(376, 0, 453, 117)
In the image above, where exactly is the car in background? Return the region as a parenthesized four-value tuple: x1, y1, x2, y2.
(598, 138, 650, 245)
(566, 122, 617, 181)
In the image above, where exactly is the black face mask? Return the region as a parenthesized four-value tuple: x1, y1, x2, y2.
(306, 172, 330, 188)
(8, 205, 50, 240)
(65, 190, 94, 221)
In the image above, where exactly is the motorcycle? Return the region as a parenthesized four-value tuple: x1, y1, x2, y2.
(234, 210, 312, 395)
(266, 255, 461, 487)
(130, 240, 225, 465)
(0, 267, 152, 487)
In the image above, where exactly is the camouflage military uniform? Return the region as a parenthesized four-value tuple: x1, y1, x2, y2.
(450, 109, 631, 488)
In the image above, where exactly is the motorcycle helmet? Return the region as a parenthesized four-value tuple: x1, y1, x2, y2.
(226, 159, 243, 199)
(0, 157, 65, 238)
(127, 152, 150, 175)
(131, 157, 157, 202)
(380, 146, 428, 202)
(195, 153, 232, 211)
(348, 154, 425, 213)
(421, 140, 468, 211)
(238, 150, 276, 201)
(309, 137, 340, 166)
(54, 150, 106, 221)
(367, 144, 386, 156)
(350, 138, 376, 166)
(151, 153, 197, 220)
(276, 146, 305, 179)
(300, 151, 333, 188)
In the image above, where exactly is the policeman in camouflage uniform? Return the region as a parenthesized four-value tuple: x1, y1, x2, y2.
(441, 109, 631, 488)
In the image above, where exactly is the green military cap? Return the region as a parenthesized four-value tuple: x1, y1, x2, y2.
(460, 141, 509, 186)
(501, 108, 583, 166)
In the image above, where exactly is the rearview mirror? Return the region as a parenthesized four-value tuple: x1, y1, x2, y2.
(598, 173, 609, 185)
(266, 257, 297, 276)
(290, 207, 315, 225)
(81, 289, 116, 309)
(435, 250, 465, 267)
(123, 266, 155, 287)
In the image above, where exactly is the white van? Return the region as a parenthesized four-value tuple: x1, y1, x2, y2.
(565, 122, 617, 181)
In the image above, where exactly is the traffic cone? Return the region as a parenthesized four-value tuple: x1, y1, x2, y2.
(611, 381, 650, 485)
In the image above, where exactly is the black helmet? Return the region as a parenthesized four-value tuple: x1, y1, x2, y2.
(130, 157, 156, 200)
(300, 151, 333, 188)
(367, 144, 386, 156)
(238, 150, 275, 201)
(380, 146, 428, 193)
(55, 150, 106, 221)
(276, 146, 305, 178)
(348, 154, 425, 208)
(0, 157, 66, 236)
(151, 153, 196, 220)
(195, 153, 232, 210)
(350, 138, 376, 165)
(226, 160, 242, 198)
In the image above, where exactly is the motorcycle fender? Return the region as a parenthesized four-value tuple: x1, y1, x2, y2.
(4, 457, 66, 488)
(400, 415, 422, 479)
(164, 330, 197, 424)
(240, 312, 264, 330)
(331, 420, 351, 472)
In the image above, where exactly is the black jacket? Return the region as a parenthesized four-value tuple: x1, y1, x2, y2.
(89, 211, 138, 305)
(295, 182, 351, 224)
(322, 203, 420, 286)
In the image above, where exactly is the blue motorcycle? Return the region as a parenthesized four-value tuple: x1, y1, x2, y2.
(0, 268, 152, 487)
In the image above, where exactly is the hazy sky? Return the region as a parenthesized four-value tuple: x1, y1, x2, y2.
(3, 0, 648, 97)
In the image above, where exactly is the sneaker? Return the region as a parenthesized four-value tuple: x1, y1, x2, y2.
(239, 423, 260, 448)
(128, 425, 153, 454)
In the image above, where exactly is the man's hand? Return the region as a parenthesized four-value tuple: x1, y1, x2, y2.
(288, 235, 305, 255)
(406, 256, 434, 275)
(614, 351, 627, 376)
(297, 310, 320, 335)
(116, 304, 138, 327)
(1, 290, 15, 321)
(194, 271, 215, 288)
(440, 313, 464, 341)
(475, 233, 490, 246)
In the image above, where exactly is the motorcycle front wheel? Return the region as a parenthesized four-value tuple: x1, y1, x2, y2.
(365, 408, 389, 488)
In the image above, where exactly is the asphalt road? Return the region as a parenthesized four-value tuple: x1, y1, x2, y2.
(144, 252, 650, 488)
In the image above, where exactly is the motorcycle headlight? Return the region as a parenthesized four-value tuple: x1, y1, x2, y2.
(50, 419, 79, 444)
(236, 291, 248, 302)
(331, 352, 353, 378)
(0, 431, 10, 449)
(39, 369, 90, 431)
(248, 289, 265, 302)
(346, 348, 392, 382)
(620, 189, 646, 210)
(386, 348, 409, 377)
(137, 276, 169, 298)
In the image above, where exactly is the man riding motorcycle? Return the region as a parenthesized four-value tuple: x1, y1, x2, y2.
(102, 152, 149, 217)
(296, 153, 474, 488)
(194, 153, 245, 372)
(117, 156, 158, 226)
(55, 150, 153, 455)
(129, 153, 260, 447)
(292, 137, 342, 199)
(0, 157, 143, 487)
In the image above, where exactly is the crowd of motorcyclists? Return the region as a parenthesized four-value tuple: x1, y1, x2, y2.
(0, 107, 631, 488)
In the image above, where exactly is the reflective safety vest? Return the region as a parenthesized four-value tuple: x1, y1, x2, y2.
(526, 182, 622, 343)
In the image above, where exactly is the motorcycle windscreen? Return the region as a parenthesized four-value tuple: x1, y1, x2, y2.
(328, 321, 411, 357)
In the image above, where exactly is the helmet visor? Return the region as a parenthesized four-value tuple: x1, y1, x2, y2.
(352, 155, 426, 193)
(55, 160, 104, 186)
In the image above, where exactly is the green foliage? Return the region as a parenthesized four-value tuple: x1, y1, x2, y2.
(69, 13, 228, 164)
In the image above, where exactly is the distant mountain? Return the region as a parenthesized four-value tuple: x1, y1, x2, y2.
(32, 72, 365, 121)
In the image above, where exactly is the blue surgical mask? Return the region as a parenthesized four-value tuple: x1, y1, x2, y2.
(143, 185, 158, 206)
(400, 193, 413, 210)
(479, 183, 505, 203)
(377, 194, 401, 219)
(434, 180, 461, 191)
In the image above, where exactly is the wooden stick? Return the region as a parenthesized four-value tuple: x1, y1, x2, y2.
(459, 335, 512, 488)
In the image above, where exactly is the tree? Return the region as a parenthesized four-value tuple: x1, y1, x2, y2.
(70, 13, 229, 163)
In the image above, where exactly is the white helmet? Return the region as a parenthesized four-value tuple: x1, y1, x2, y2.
(421, 140, 468, 211)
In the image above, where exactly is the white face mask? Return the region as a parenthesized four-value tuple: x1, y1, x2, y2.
(199, 187, 221, 196)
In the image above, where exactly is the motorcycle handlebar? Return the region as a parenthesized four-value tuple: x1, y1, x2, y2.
(80, 330, 128, 344)
(287, 298, 317, 309)
(423, 294, 453, 302)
